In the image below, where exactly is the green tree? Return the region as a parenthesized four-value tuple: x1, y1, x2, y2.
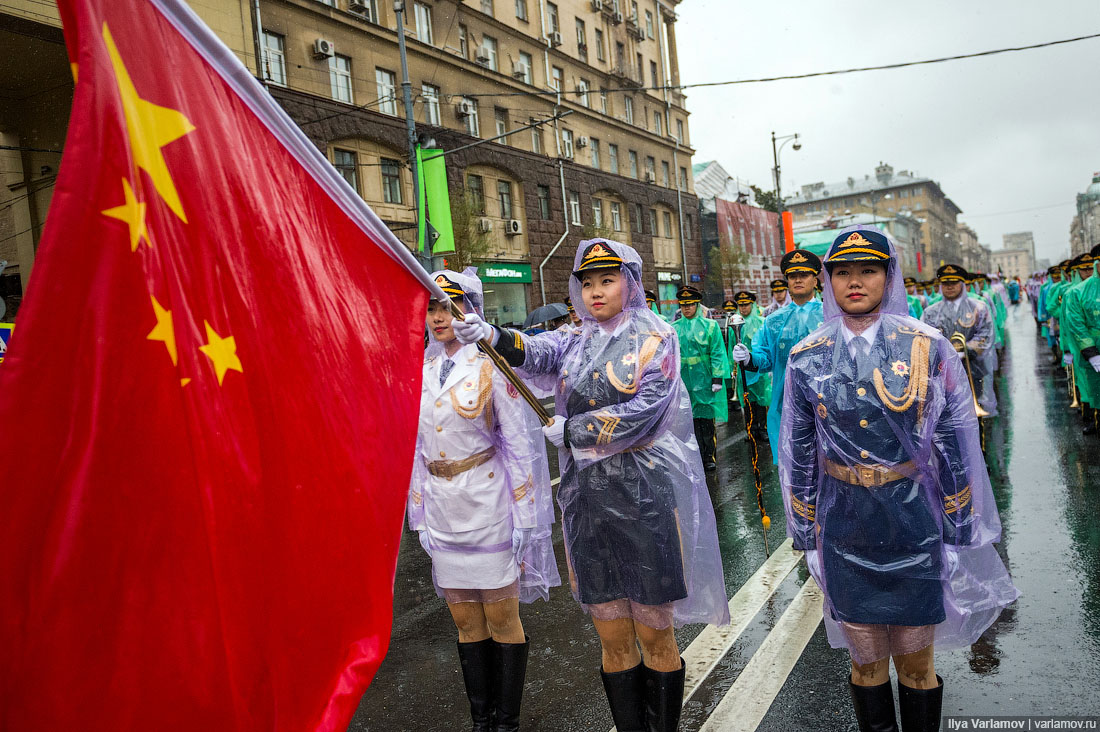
(443, 189, 492, 271)
(580, 221, 613, 240)
(750, 185, 781, 214)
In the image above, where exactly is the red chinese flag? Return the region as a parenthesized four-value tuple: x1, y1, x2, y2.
(0, 1, 443, 729)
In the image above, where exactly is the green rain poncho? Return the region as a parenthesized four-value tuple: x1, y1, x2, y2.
(673, 311, 730, 422)
(1062, 264, 1099, 407)
(728, 305, 772, 406)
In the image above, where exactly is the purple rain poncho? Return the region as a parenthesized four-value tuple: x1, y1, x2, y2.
(921, 287, 999, 416)
(506, 240, 729, 629)
(780, 226, 1018, 664)
(408, 268, 560, 604)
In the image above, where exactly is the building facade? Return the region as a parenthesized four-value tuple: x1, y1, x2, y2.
(990, 248, 1033, 281)
(1070, 173, 1100, 257)
(1, 0, 703, 325)
(785, 162, 963, 276)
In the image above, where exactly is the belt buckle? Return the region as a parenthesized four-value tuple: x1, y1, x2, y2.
(858, 465, 877, 488)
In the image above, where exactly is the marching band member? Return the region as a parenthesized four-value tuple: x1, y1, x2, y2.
(762, 278, 790, 316)
(1061, 251, 1099, 434)
(672, 285, 731, 472)
(728, 290, 771, 438)
(904, 277, 924, 319)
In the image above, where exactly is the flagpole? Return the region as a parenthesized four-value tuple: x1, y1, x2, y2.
(393, 0, 429, 271)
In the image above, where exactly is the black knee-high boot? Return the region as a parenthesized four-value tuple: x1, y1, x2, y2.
(849, 678, 898, 732)
(643, 659, 685, 732)
(492, 637, 529, 732)
(898, 675, 943, 732)
(601, 663, 646, 732)
(457, 639, 496, 732)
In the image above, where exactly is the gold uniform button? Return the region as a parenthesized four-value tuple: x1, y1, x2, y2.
(589, 399, 597, 406)
(488, 472, 494, 478)
(857, 387, 866, 396)
(436, 425, 443, 432)
(859, 419, 869, 428)
(439, 451, 446, 457)
(435, 400, 442, 407)
(818, 393, 824, 399)
(593, 371, 600, 379)
(860, 450, 870, 459)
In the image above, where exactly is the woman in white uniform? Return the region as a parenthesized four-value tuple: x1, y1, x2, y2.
(408, 269, 558, 732)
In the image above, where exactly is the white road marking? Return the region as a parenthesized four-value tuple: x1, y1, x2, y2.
(698, 577, 824, 732)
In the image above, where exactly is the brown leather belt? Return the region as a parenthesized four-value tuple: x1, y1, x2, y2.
(427, 447, 496, 480)
(824, 458, 917, 488)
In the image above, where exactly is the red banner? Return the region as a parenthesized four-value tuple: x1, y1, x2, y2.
(714, 199, 783, 299)
(0, 1, 435, 730)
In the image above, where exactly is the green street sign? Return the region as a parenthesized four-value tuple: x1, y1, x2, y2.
(479, 262, 532, 283)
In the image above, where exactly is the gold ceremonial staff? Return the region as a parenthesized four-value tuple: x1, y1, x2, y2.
(448, 300, 554, 427)
(950, 333, 990, 418)
(730, 312, 771, 557)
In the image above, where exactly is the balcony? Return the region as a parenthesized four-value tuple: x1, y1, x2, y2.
(610, 64, 643, 89)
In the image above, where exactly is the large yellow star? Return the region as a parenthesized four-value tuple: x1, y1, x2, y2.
(199, 320, 243, 385)
(102, 178, 149, 251)
(147, 295, 177, 365)
(103, 23, 195, 223)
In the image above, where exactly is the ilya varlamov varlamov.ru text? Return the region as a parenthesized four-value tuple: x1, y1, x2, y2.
(945, 719, 1098, 730)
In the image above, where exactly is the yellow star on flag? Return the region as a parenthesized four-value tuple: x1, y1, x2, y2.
(103, 23, 195, 223)
(102, 178, 150, 251)
(199, 320, 243, 385)
(146, 295, 177, 365)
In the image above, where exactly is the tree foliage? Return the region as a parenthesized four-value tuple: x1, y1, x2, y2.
(750, 185, 782, 214)
(705, 233, 751, 296)
(442, 189, 492, 271)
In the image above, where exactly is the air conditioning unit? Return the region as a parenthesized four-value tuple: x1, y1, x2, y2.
(591, 0, 603, 10)
(644, 171, 656, 183)
(550, 31, 563, 47)
(576, 135, 589, 148)
(477, 217, 493, 233)
(312, 38, 335, 58)
(454, 98, 474, 118)
(612, 11, 623, 24)
(475, 46, 492, 64)
(506, 219, 523, 236)
(511, 61, 528, 79)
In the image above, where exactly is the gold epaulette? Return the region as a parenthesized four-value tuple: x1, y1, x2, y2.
(895, 325, 926, 337)
(790, 336, 833, 355)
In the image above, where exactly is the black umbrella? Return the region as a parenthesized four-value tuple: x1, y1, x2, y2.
(523, 303, 569, 328)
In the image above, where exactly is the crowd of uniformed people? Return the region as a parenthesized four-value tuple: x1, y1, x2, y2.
(407, 227, 1036, 732)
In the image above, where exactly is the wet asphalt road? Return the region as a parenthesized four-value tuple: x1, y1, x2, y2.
(349, 305, 1100, 731)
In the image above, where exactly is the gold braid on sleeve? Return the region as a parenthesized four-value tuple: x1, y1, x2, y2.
(872, 335, 931, 425)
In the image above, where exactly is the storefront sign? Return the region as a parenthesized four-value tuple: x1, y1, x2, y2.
(480, 262, 532, 283)
(657, 271, 682, 283)
(690, 274, 702, 283)
(0, 323, 13, 364)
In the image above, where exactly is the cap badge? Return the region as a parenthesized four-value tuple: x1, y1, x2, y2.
(584, 242, 612, 260)
(789, 252, 808, 263)
(845, 232, 868, 245)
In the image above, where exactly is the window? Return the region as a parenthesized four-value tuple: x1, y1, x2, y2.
(590, 138, 601, 168)
(592, 199, 603, 227)
(653, 111, 662, 136)
(679, 166, 688, 189)
(497, 180, 513, 219)
(414, 3, 433, 44)
(333, 148, 358, 192)
(629, 150, 639, 179)
(518, 51, 533, 84)
(463, 98, 480, 136)
(595, 29, 605, 61)
(576, 18, 587, 59)
(515, 0, 528, 21)
(467, 174, 485, 213)
(685, 213, 693, 239)
(261, 31, 286, 86)
(330, 55, 353, 103)
(650, 61, 658, 89)
(645, 10, 654, 38)
(649, 208, 658, 235)
(616, 41, 625, 69)
(537, 184, 551, 219)
(599, 88, 609, 114)
(608, 144, 619, 174)
(676, 119, 684, 144)
(421, 83, 440, 125)
(458, 24, 469, 58)
(531, 126, 543, 154)
(481, 0, 494, 16)
(611, 201, 622, 231)
(551, 66, 563, 91)
(624, 96, 634, 124)
(375, 68, 396, 113)
(577, 78, 590, 107)
(381, 158, 403, 203)
(568, 191, 581, 225)
(899, 188, 909, 199)
(645, 156, 656, 181)
(353, 0, 378, 21)
(494, 108, 509, 138)
(547, 2, 559, 32)
(633, 203, 644, 232)
(636, 52, 643, 79)
(561, 129, 574, 158)
(480, 36, 498, 71)
(631, 1, 639, 23)
(661, 160, 670, 187)
(662, 210, 673, 238)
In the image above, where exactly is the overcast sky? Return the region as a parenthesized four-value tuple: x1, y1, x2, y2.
(677, 0, 1099, 263)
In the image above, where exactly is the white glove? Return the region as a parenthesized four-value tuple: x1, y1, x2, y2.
(418, 531, 431, 557)
(711, 383, 723, 393)
(1063, 353, 1074, 366)
(944, 548, 960, 575)
(512, 527, 533, 566)
(1090, 355, 1100, 373)
(542, 416, 566, 448)
(452, 313, 496, 345)
(804, 549, 823, 578)
(731, 343, 751, 364)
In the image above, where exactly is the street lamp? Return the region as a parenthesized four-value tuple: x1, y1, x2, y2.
(869, 191, 892, 224)
(771, 131, 801, 248)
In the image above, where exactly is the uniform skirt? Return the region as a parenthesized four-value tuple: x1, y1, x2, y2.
(428, 517, 519, 593)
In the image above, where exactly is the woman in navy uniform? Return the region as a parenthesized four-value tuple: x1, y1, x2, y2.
(452, 239, 728, 732)
(781, 226, 1018, 732)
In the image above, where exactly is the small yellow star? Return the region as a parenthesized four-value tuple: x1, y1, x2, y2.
(103, 23, 195, 222)
(146, 295, 177, 365)
(199, 320, 243, 385)
(102, 178, 149, 252)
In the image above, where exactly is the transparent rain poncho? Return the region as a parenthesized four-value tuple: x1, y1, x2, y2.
(780, 226, 1019, 664)
(921, 285, 999, 416)
(409, 268, 560, 603)
(510, 240, 729, 629)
